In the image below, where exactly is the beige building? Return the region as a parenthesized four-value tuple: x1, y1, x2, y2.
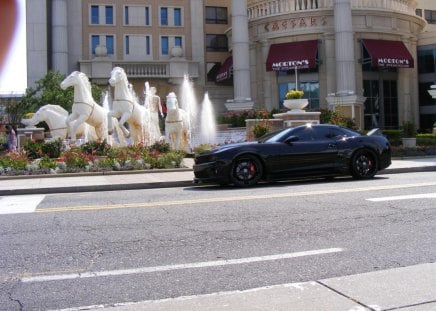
(241, 0, 426, 130)
(25, 0, 436, 130)
(26, 0, 233, 112)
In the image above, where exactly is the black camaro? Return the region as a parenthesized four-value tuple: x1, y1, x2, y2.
(193, 124, 391, 187)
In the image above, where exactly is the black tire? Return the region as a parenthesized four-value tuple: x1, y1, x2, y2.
(351, 149, 378, 179)
(230, 155, 263, 187)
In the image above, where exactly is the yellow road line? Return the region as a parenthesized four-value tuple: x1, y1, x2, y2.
(36, 182, 436, 214)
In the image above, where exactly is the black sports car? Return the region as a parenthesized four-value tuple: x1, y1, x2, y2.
(193, 124, 391, 187)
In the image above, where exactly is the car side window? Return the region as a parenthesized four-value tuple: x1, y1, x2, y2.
(327, 128, 347, 139)
(293, 127, 315, 141)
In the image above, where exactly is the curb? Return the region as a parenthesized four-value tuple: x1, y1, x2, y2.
(0, 180, 195, 196)
(0, 166, 434, 196)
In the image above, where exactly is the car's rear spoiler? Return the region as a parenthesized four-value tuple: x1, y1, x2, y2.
(366, 128, 383, 136)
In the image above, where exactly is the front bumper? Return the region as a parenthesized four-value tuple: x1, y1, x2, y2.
(193, 160, 230, 184)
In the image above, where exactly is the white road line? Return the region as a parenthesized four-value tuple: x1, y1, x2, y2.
(21, 248, 344, 283)
(367, 193, 436, 202)
(0, 195, 45, 215)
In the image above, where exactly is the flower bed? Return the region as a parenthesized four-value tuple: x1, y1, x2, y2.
(0, 140, 186, 176)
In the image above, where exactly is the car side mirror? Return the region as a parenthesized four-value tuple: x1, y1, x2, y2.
(285, 136, 299, 144)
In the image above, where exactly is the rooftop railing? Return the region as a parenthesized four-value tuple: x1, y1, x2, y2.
(79, 60, 199, 80)
(247, 0, 416, 19)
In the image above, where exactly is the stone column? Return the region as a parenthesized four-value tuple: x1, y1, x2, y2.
(334, 0, 355, 94)
(261, 40, 273, 111)
(190, 0, 205, 85)
(26, 0, 48, 88)
(225, 0, 254, 110)
(326, 0, 365, 129)
(52, 0, 68, 74)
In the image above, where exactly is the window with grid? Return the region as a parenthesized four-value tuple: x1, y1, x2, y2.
(125, 35, 151, 58)
(90, 5, 114, 25)
(205, 6, 228, 24)
(424, 10, 436, 24)
(125, 5, 151, 26)
(160, 7, 183, 26)
(206, 34, 228, 52)
(91, 35, 114, 56)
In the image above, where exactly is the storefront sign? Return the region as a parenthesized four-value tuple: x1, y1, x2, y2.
(264, 16, 327, 32)
(378, 58, 411, 67)
(271, 60, 310, 70)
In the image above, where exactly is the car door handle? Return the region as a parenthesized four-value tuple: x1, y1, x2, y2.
(328, 143, 336, 149)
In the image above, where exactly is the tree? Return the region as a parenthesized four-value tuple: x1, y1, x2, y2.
(7, 71, 102, 125)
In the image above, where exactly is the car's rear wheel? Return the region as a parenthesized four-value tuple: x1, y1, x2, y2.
(230, 155, 263, 187)
(351, 149, 378, 179)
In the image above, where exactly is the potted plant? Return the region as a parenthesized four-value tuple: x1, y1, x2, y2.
(283, 89, 308, 111)
(401, 121, 417, 148)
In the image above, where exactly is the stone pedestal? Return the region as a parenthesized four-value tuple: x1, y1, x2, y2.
(272, 111, 321, 127)
(17, 127, 45, 149)
(326, 94, 366, 130)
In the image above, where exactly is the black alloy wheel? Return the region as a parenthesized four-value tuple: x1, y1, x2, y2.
(351, 149, 378, 179)
(230, 155, 263, 187)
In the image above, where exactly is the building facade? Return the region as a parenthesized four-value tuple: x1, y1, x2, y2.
(26, 0, 233, 112)
(25, 0, 436, 130)
(416, 0, 436, 129)
(242, 0, 426, 130)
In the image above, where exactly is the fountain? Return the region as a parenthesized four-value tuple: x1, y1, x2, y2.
(179, 74, 220, 148)
(199, 92, 216, 145)
(180, 75, 198, 137)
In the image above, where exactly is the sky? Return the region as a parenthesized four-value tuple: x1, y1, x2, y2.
(0, 0, 27, 95)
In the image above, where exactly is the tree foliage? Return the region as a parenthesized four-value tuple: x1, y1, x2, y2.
(7, 71, 102, 125)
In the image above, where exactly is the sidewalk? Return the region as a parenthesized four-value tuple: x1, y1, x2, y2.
(62, 262, 436, 311)
(0, 157, 435, 196)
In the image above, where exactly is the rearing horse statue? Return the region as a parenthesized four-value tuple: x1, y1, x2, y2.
(61, 71, 109, 142)
(109, 67, 150, 145)
(20, 104, 97, 141)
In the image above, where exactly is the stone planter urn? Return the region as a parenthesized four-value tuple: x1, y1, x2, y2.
(95, 45, 108, 57)
(283, 99, 309, 111)
(401, 137, 417, 148)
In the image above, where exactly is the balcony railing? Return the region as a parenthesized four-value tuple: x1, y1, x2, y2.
(112, 62, 169, 78)
(79, 60, 199, 80)
(247, 0, 416, 19)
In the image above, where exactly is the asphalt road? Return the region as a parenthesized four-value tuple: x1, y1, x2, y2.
(0, 171, 435, 310)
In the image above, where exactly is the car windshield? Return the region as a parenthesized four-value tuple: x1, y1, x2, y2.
(259, 128, 294, 143)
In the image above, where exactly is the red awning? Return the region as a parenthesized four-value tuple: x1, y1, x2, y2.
(361, 39, 414, 68)
(215, 56, 233, 82)
(266, 40, 318, 71)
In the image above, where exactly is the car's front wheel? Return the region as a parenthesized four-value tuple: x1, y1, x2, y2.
(351, 149, 378, 179)
(230, 155, 263, 187)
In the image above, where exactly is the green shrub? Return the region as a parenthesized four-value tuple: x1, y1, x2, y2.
(149, 141, 170, 153)
(0, 152, 28, 170)
(38, 156, 58, 169)
(417, 134, 436, 146)
(154, 151, 185, 169)
(401, 121, 416, 137)
(41, 139, 62, 158)
(62, 147, 90, 168)
(382, 130, 402, 146)
(80, 139, 111, 156)
(23, 140, 44, 159)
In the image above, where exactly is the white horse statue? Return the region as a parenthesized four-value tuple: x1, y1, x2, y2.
(165, 92, 191, 152)
(20, 104, 97, 141)
(109, 67, 150, 145)
(60, 71, 109, 142)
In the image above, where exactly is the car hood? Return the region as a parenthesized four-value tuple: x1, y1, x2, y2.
(203, 141, 258, 154)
